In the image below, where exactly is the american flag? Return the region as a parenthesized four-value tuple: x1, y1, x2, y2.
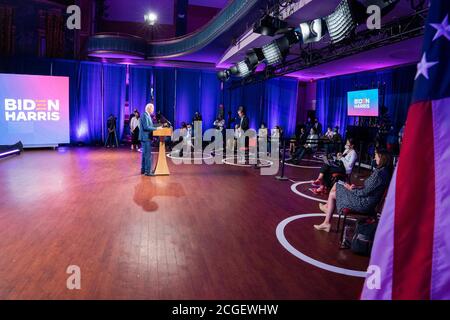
(361, 0, 450, 299)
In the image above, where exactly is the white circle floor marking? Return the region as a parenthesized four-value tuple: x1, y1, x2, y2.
(222, 156, 273, 167)
(276, 213, 367, 278)
(166, 152, 213, 161)
(302, 158, 324, 163)
(282, 158, 321, 169)
(291, 181, 328, 203)
(313, 153, 326, 160)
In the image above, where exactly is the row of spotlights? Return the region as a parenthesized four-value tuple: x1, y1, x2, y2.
(217, 0, 391, 81)
(217, 29, 299, 81)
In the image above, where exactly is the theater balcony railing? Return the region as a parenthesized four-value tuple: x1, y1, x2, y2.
(86, 0, 260, 60)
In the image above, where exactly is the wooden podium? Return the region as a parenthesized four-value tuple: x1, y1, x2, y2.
(153, 127, 173, 175)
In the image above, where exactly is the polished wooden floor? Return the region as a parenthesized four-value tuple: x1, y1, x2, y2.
(0, 147, 369, 299)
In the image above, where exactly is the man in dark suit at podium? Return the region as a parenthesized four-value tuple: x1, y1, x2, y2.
(139, 103, 159, 176)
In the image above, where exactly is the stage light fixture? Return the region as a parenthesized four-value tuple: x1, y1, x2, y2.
(144, 12, 158, 26)
(229, 65, 239, 75)
(253, 15, 289, 36)
(236, 60, 251, 77)
(216, 69, 230, 81)
(325, 0, 356, 43)
(298, 18, 326, 44)
(262, 41, 283, 65)
(246, 48, 264, 68)
(262, 30, 299, 65)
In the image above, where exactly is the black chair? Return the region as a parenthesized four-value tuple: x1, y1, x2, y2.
(336, 188, 388, 247)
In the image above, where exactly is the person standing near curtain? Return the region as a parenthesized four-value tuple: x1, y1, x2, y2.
(130, 110, 140, 151)
(139, 103, 159, 176)
(237, 107, 249, 162)
(237, 107, 249, 132)
(313, 118, 323, 136)
(105, 115, 118, 148)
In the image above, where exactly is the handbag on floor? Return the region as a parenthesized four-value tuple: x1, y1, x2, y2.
(350, 217, 378, 256)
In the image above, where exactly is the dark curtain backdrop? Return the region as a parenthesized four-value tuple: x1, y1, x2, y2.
(316, 64, 416, 133)
(224, 77, 299, 136)
(175, 69, 201, 128)
(129, 66, 220, 130)
(129, 66, 152, 113)
(103, 64, 127, 140)
(199, 71, 221, 129)
(76, 62, 103, 144)
(153, 67, 176, 126)
(52, 60, 79, 143)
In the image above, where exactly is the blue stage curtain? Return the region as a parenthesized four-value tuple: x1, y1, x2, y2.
(153, 67, 176, 126)
(175, 69, 201, 128)
(52, 59, 80, 143)
(103, 64, 127, 140)
(316, 64, 416, 134)
(127, 66, 221, 131)
(243, 82, 265, 131)
(387, 66, 416, 128)
(74, 62, 103, 144)
(265, 77, 298, 136)
(129, 66, 153, 114)
(224, 77, 299, 136)
(199, 71, 221, 129)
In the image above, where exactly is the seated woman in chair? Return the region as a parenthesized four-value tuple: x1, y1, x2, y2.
(313, 148, 393, 232)
(289, 127, 318, 164)
(310, 138, 357, 195)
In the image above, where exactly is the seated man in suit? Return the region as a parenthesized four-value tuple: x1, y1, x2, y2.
(139, 103, 160, 176)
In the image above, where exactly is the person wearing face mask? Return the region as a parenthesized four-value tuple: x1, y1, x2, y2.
(310, 138, 357, 195)
(313, 148, 393, 233)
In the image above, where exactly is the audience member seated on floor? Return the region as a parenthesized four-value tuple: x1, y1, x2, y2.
(288, 127, 318, 164)
(313, 148, 393, 233)
(310, 138, 358, 195)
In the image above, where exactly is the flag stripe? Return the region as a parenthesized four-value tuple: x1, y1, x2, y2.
(393, 101, 435, 299)
(431, 97, 450, 299)
(361, 168, 397, 300)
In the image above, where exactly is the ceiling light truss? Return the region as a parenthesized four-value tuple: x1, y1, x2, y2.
(229, 7, 428, 88)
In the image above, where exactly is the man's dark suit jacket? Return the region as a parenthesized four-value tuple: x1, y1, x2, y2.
(239, 115, 249, 131)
